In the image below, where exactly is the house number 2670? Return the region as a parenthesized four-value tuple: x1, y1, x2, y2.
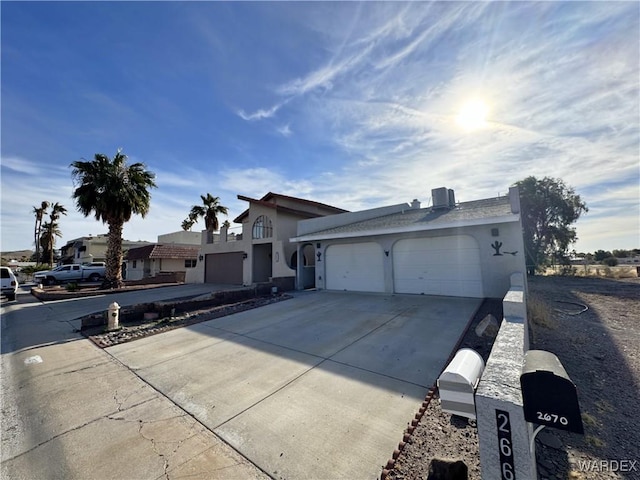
(496, 410, 516, 480)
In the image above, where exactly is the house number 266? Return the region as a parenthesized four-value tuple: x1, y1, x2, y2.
(496, 410, 516, 480)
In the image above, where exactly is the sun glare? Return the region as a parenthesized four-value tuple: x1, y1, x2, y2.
(456, 99, 490, 130)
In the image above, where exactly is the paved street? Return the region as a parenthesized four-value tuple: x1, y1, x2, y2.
(1, 286, 479, 479)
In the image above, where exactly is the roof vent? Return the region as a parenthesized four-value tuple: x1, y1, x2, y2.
(411, 199, 421, 209)
(432, 187, 456, 209)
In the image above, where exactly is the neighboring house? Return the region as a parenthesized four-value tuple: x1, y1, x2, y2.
(60, 234, 152, 265)
(291, 186, 527, 298)
(188, 192, 347, 289)
(157, 230, 202, 246)
(126, 244, 199, 281)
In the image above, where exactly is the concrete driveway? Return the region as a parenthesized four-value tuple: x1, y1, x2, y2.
(107, 291, 481, 479)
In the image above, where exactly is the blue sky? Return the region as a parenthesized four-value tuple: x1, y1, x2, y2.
(1, 1, 638, 254)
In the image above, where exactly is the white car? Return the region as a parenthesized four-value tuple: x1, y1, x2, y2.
(1, 267, 18, 301)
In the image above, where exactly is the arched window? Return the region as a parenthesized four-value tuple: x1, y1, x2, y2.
(252, 215, 273, 239)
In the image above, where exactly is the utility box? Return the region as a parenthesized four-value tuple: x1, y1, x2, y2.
(438, 348, 485, 420)
(520, 350, 584, 434)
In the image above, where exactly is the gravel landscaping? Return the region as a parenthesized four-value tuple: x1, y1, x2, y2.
(83, 294, 293, 348)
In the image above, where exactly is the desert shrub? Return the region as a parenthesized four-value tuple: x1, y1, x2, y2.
(21, 264, 51, 276)
(602, 256, 618, 267)
(65, 282, 79, 292)
(557, 264, 577, 276)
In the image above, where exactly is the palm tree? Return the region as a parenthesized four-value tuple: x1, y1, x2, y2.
(39, 221, 62, 266)
(181, 211, 198, 231)
(32, 201, 49, 265)
(185, 194, 228, 241)
(181, 218, 194, 231)
(71, 149, 156, 289)
(47, 202, 67, 266)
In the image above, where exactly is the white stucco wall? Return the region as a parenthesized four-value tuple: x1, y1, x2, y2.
(157, 231, 201, 245)
(312, 220, 526, 298)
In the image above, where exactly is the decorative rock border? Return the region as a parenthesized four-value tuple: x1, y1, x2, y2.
(381, 386, 438, 479)
(84, 294, 293, 348)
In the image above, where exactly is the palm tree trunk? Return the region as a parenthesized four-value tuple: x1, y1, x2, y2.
(49, 228, 54, 267)
(34, 220, 39, 265)
(103, 221, 124, 289)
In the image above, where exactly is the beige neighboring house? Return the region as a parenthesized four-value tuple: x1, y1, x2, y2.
(60, 234, 152, 265)
(187, 192, 347, 289)
(125, 231, 201, 281)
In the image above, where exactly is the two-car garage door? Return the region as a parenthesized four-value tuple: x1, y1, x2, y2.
(324, 235, 483, 297)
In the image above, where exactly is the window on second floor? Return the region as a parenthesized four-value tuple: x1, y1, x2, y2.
(252, 215, 273, 239)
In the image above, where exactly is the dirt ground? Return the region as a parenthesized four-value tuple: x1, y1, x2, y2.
(383, 276, 640, 480)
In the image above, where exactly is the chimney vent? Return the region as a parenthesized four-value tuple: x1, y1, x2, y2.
(411, 199, 421, 209)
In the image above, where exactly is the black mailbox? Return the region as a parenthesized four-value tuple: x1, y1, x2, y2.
(520, 350, 584, 434)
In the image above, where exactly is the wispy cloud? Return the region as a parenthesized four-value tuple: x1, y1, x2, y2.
(237, 103, 283, 121)
(276, 124, 292, 137)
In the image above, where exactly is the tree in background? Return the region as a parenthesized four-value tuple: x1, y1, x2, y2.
(594, 250, 613, 262)
(71, 150, 156, 289)
(183, 194, 228, 241)
(32, 201, 49, 265)
(46, 202, 67, 266)
(181, 217, 194, 231)
(514, 176, 588, 275)
(39, 221, 62, 266)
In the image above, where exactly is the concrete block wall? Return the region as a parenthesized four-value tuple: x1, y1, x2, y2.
(476, 272, 535, 479)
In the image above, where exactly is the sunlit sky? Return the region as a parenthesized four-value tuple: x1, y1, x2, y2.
(1, 2, 638, 254)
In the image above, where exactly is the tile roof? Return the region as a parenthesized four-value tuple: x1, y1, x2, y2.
(234, 192, 348, 222)
(296, 196, 515, 239)
(126, 244, 199, 260)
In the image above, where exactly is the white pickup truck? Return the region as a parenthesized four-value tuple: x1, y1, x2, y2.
(34, 264, 106, 285)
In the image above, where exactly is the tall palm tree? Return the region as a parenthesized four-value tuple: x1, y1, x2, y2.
(32, 201, 49, 265)
(39, 221, 62, 266)
(71, 150, 156, 289)
(47, 202, 67, 266)
(185, 194, 228, 241)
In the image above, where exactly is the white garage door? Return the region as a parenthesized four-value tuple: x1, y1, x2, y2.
(325, 242, 385, 292)
(393, 235, 483, 297)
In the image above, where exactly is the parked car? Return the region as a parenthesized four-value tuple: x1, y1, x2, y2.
(1, 266, 19, 301)
(34, 264, 106, 286)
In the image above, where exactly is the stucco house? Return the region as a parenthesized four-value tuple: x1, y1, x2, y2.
(126, 244, 199, 281)
(60, 234, 152, 265)
(188, 192, 347, 289)
(125, 231, 201, 281)
(291, 186, 526, 298)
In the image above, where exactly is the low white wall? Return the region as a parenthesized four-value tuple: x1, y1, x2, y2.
(476, 272, 535, 479)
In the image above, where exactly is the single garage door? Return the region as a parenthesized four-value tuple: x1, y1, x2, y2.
(393, 235, 483, 297)
(205, 252, 244, 284)
(325, 242, 385, 292)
